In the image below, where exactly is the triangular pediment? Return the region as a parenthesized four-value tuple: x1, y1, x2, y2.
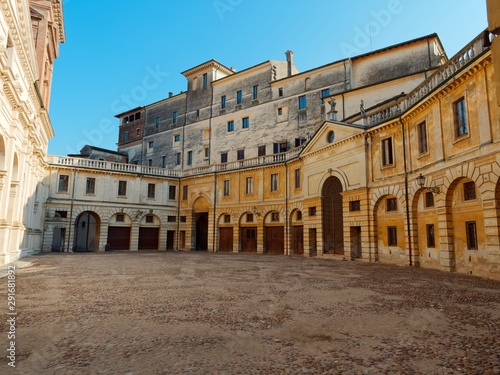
(300, 120, 365, 156)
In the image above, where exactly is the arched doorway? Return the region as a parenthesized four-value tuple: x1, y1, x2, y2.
(107, 213, 132, 250)
(193, 196, 210, 251)
(322, 176, 344, 255)
(413, 189, 440, 269)
(264, 211, 284, 255)
(74, 211, 100, 252)
(240, 212, 257, 253)
(139, 214, 160, 250)
(374, 195, 405, 264)
(291, 209, 304, 255)
(218, 214, 233, 252)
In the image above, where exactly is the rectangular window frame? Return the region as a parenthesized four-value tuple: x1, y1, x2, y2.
(418, 121, 428, 155)
(173, 111, 177, 124)
(245, 177, 253, 195)
(294, 169, 301, 189)
(147, 183, 156, 199)
(118, 180, 127, 197)
(227, 120, 234, 133)
(182, 185, 188, 200)
(270, 173, 279, 192)
(381, 137, 394, 167)
(221, 95, 226, 109)
(466, 221, 478, 250)
(242, 117, 249, 129)
(223, 180, 230, 197)
(253, 85, 258, 100)
(388, 226, 398, 247)
(299, 95, 307, 110)
(168, 185, 176, 200)
(236, 90, 242, 105)
(58, 175, 69, 192)
(426, 224, 435, 248)
(454, 97, 468, 139)
(187, 151, 193, 165)
(86, 177, 96, 195)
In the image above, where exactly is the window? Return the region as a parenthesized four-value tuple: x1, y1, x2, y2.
(116, 214, 124, 222)
(176, 153, 181, 165)
(224, 214, 231, 223)
(168, 216, 176, 223)
(271, 174, 279, 192)
(299, 95, 307, 110)
(454, 97, 467, 138)
(381, 138, 394, 166)
(118, 180, 127, 196)
(224, 180, 230, 196)
(180, 216, 187, 223)
(424, 192, 434, 208)
(236, 90, 242, 104)
(388, 227, 398, 246)
(173, 112, 177, 124)
(295, 169, 301, 189)
(258, 145, 266, 157)
(123, 116, 128, 124)
(237, 149, 244, 160)
(426, 224, 435, 248)
(204, 147, 209, 158)
(124, 132, 129, 141)
(147, 183, 155, 199)
(321, 89, 330, 104)
(246, 177, 253, 195)
(146, 215, 154, 223)
(221, 153, 228, 163)
(247, 213, 254, 222)
(221, 96, 226, 109)
(464, 181, 476, 201)
(418, 122, 428, 154)
(387, 198, 398, 212)
(253, 85, 258, 100)
(55, 210, 68, 218)
(203, 73, 208, 88)
(135, 113, 140, 120)
(148, 159, 152, 167)
(58, 175, 69, 192)
(242, 117, 249, 129)
(183, 185, 188, 200)
(349, 200, 361, 212)
(327, 131, 335, 143)
(227, 121, 234, 132)
(136, 128, 140, 136)
(196, 109, 200, 118)
(271, 212, 279, 222)
(162, 156, 167, 168)
(187, 151, 193, 165)
(466, 221, 478, 250)
(174, 134, 181, 142)
(149, 141, 154, 149)
(277, 107, 283, 116)
(278, 87, 283, 97)
(86, 178, 95, 195)
(169, 185, 176, 200)
(156, 117, 160, 129)
(309, 207, 317, 216)
(296, 211, 302, 221)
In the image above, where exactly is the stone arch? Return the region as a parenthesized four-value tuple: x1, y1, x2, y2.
(107, 212, 133, 251)
(239, 211, 258, 253)
(322, 176, 344, 255)
(445, 176, 486, 275)
(217, 212, 234, 252)
(138, 213, 161, 251)
(192, 194, 211, 212)
(263, 209, 285, 255)
(290, 208, 304, 255)
(73, 211, 100, 252)
(317, 170, 348, 198)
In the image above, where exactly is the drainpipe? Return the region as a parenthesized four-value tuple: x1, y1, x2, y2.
(212, 172, 217, 252)
(66, 166, 77, 252)
(399, 116, 412, 266)
(285, 163, 289, 255)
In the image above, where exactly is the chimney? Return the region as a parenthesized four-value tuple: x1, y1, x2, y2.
(285, 50, 294, 77)
(169, 92, 173, 98)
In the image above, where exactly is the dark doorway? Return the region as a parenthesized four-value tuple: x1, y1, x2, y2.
(51, 228, 66, 252)
(166, 231, 175, 250)
(291, 226, 304, 255)
(219, 227, 233, 252)
(265, 226, 284, 254)
(322, 176, 344, 255)
(107, 227, 131, 250)
(350, 227, 362, 259)
(139, 228, 159, 250)
(196, 213, 209, 251)
(241, 227, 257, 252)
(74, 211, 99, 252)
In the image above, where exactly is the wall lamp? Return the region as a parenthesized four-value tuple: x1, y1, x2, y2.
(416, 174, 440, 194)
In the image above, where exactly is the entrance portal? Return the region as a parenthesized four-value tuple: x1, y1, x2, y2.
(196, 213, 209, 251)
(322, 177, 344, 255)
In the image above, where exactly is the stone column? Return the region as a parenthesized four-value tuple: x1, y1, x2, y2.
(98, 222, 108, 253)
(437, 207, 455, 273)
(303, 225, 310, 257)
(233, 224, 240, 253)
(130, 223, 140, 251)
(257, 223, 264, 254)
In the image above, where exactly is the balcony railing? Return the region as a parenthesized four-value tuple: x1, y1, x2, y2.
(48, 144, 306, 179)
(369, 30, 489, 126)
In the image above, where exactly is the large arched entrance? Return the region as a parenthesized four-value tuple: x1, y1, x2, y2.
(74, 211, 100, 252)
(107, 213, 132, 250)
(322, 176, 344, 255)
(193, 196, 210, 251)
(139, 214, 160, 250)
(290, 209, 304, 255)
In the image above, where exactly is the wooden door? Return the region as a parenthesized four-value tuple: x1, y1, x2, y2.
(139, 227, 159, 250)
(219, 227, 233, 252)
(166, 231, 175, 250)
(292, 226, 304, 255)
(322, 177, 344, 254)
(241, 227, 257, 253)
(265, 226, 284, 254)
(107, 227, 131, 250)
(309, 228, 317, 256)
(196, 214, 209, 251)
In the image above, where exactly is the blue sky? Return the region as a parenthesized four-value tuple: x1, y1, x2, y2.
(49, 0, 488, 156)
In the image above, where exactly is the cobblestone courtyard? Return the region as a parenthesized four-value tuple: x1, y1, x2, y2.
(1, 252, 500, 375)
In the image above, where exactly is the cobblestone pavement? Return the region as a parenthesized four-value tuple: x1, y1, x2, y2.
(0, 252, 499, 375)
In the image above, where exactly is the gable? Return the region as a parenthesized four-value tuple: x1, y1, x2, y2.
(301, 121, 365, 156)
